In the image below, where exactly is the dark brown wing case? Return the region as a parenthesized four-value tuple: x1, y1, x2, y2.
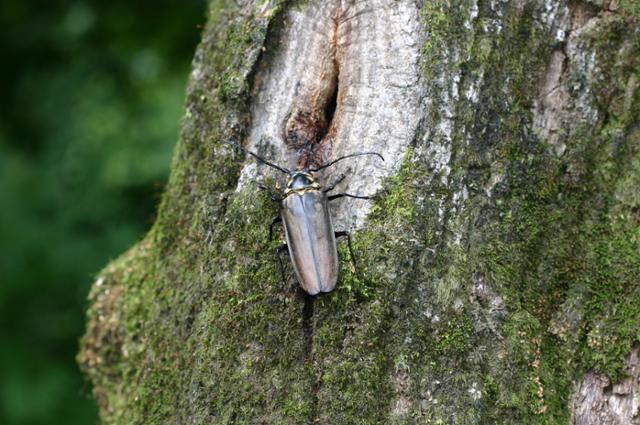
(281, 190, 338, 295)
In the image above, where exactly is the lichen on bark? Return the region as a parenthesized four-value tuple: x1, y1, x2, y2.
(79, 1, 640, 424)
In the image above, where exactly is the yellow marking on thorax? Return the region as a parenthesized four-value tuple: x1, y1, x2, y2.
(284, 184, 321, 196)
(284, 172, 321, 196)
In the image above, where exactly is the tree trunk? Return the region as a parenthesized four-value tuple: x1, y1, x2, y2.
(79, 1, 640, 423)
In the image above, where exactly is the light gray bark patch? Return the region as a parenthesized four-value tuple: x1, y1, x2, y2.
(239, 0, 425, 230)
(532, 0, 603, 157)
(534, 48, 570, 156)
(571, 347, 640, 424)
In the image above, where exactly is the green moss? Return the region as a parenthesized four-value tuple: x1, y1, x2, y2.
(620, 0, 640, 18)
(411, 3, 638, 424)
(434, 315, 473, 356)
(79, 1, 305, 423)
(81, 0, 640, 423)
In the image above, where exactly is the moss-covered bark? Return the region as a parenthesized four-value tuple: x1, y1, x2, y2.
(79, 0, 640, 423)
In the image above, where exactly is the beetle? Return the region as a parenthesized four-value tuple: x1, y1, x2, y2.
(234, 143, 383, 295)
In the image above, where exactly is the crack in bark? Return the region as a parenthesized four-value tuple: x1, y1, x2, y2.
(240, 0, 424, 230)
(300, 292, 320, 422)
(282, 1, 340, 170)
(301, 292, 315, 361)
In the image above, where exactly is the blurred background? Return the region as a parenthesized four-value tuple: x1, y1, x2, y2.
(0, 1, 206, 423)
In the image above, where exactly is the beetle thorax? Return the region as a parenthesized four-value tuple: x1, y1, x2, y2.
(285, 172, 321, 196)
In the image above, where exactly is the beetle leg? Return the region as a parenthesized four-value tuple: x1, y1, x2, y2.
(257, 183, 283, 202)
(275, 243, 290, 288)
(328, 193, 375, 201)
(269, 216, 282, 241)
(322, 174, 346, 193)
(334, 231, 358, 272)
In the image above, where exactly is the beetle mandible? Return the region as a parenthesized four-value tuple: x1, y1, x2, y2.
(235, 144, 384, 295)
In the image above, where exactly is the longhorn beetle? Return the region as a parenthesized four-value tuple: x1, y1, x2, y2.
(233, 143, 384, 295)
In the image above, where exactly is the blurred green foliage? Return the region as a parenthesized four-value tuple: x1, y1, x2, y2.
(0, 1, 206, 424)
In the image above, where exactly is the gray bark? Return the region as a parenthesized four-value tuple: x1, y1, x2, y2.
(572, 348, 640, 424)
(79, 0, 640, 424)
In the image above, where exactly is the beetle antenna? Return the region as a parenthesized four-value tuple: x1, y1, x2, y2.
(309, 152, 384, 172)
(245, 149, 291, 175)
(229, 141, 291, 174)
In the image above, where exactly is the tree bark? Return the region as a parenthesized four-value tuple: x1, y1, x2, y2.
(79, 0, 640, 424)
